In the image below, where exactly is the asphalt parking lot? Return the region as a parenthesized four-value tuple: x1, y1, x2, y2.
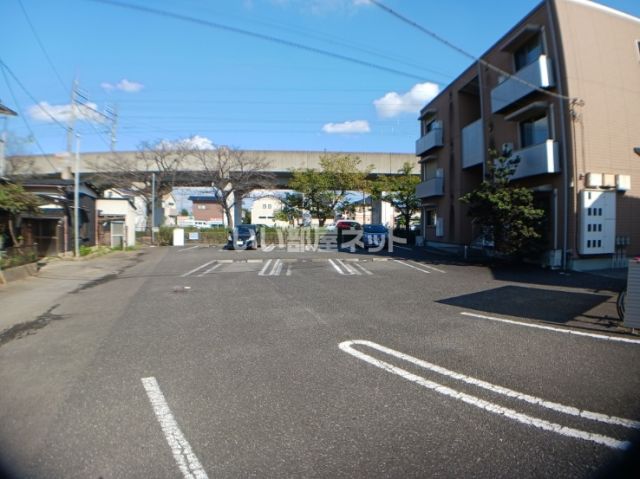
(0, 244, 638, 478)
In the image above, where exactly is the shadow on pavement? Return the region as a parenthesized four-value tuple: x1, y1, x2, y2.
(438, 285, 612, 325)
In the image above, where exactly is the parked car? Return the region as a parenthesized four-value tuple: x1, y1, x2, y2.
(227, 224, 261, 249)
(335, 220, 362, 231)
(361, 224, 389, 249)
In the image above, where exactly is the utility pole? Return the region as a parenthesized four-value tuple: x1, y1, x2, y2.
(151, 172, 156, 245)
(107, 103, 118, 151)
(0, 101, 18, 177)
(74, 134, 81, 257)
(66, 78, 78, 156)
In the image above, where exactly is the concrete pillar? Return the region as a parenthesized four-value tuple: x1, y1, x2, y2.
(233, 193, 243, 226)
(371, 199, 383, 224)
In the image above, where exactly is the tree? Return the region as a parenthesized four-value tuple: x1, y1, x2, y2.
(289, 153, 370, 226)
(371, 162, 420, 234)
(180, 208, 189, 216)
(89, 139, 191, 230)
(0, 183, 41, 246)
(190, 145, 273, 228)
(274, 192, 303, 226)
(460, 150, 545, 256)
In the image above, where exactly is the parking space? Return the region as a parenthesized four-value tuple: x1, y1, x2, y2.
(174, 255, 445, 279)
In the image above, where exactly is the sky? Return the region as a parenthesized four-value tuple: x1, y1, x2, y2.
(2, 0, 639, 157)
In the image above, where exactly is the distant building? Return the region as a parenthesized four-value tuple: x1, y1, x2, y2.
(251, 196, 288, 227)
(162, 192, 179, 226)
(188, 196, 225, 227)
(415, 0, 640, 270)
(96, 196, 137, 248)
(103, 188, 147, 232)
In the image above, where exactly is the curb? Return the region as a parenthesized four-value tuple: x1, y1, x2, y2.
(0, 262, 40, 285)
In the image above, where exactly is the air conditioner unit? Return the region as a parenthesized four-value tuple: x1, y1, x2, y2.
(585, 172, 603, 188)
(616, 174, 631, 191)
(602, 174, 616, 188)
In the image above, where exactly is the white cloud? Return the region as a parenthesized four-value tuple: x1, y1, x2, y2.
(101, 78, 144, 93)
(28, 101, 107, 124)
(373, 82, 440, 118)
(161, 135, 215, 150)
(322, 120, 370, 134)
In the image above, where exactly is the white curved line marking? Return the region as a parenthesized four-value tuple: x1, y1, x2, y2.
(339, 340, 632, 450)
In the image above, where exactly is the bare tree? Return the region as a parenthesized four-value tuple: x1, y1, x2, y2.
(190, 145, 273, 228)
(89, 139, 192, 229)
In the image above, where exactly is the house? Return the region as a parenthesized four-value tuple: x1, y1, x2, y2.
(188, 196, 225, 227)
(162, 192, 179, 226)
(414, 0, 640, 270)
(343, 196, 397, 228)
(103, 188, 148, 232)
(250, 196, 289, 227)
(20, 179, 98, 256)
(96, 196, 137, 248)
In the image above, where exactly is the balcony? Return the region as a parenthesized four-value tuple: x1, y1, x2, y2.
(416, 177, 444, 199)
(491, 55, 554, 113)
(461, 118, 484, 168)
(510, 140, 560, 180)
(415, 122, 443, 155)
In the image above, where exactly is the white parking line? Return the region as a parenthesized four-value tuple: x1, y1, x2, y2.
(177, 245, 199, 252)
(343, 339, 639, 429)
(339, 340, 631, 450)
(353, 262, 373, 275)
(197, 263, 222, 277)
(407, 260, 446, 273)
(258, 259, 284, 276)
(141, 377, 208, 479)
(181, 260, 218, 277)
(336, 259, 360, 275)
(262, 244, 276, 252)
(461, 312, 640, 345)
(258, 259, 273, 276)
(391, 259, 430, 274)
(328, 259, 345, 275)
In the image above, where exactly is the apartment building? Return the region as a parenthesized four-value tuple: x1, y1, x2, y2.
(416, 0, 639, 270)
(188, 196, 225, 226)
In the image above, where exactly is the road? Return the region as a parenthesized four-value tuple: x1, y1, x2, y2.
(1, 245, 639, 478)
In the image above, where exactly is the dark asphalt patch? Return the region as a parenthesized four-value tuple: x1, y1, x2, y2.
(0, 305, 66, 347)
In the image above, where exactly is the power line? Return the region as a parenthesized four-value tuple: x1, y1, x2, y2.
(0, 59, 70, 132)
(367, 0, 575, 103)
(89, 0, 434, 83)
(0, 63, 59, 170)
(17, 0, 69, 94)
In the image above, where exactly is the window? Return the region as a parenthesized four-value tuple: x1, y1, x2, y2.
(520, 113, 549, 148)
(421, 119, 441, 136)
(197, 204, 206, 210)
(425, 209, 437, 227)
(514, 33, 542, 71)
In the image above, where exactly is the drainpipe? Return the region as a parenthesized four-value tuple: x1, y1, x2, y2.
(547, 0, 571, 270)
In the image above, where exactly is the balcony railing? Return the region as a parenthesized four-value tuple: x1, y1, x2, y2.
(415, 122, 444, 155)
(509, 140, 560, 180)
(416, 177, 444, 198)
(461, 118, 484, 169)
(491, 55, 554, 113)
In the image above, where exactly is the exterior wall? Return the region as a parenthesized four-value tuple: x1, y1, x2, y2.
(251, 196, 288, 227)
(553, 0, 640, 258)
(192, 201, 224, 224)
(416, 0, 639, 268)
(96, 198, 137, 246)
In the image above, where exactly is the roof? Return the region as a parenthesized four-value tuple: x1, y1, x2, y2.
(0, 102, 17, 116)
(188, 195, 221, 203)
